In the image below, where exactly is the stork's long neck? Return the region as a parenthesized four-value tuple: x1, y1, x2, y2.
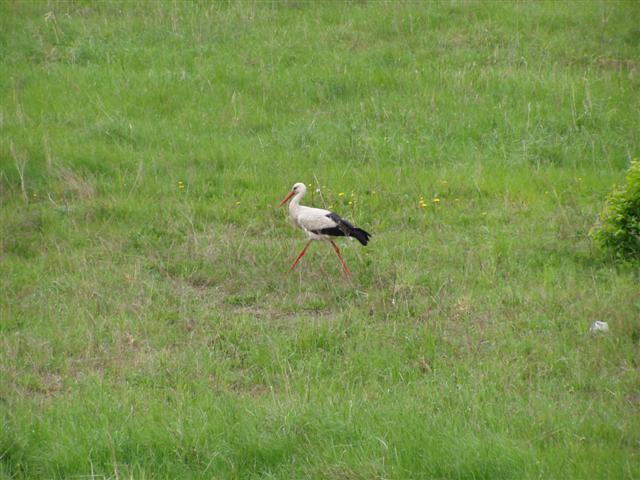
(288, 189, 305, 217)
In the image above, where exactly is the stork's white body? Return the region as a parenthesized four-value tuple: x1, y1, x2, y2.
(287, 199, 335, 241)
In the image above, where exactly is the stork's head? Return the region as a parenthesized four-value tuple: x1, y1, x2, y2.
(279, 182, 306, 206)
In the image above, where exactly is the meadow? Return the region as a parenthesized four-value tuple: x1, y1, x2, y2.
(1, 1, 639, 478)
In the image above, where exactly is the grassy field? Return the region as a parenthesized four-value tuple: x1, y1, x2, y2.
(1, 1, 639, 478)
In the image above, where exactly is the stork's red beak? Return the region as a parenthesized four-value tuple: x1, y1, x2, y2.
(278, 191, 295, 207)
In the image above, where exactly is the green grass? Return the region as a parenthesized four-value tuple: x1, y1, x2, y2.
(1, 1, 639, 478)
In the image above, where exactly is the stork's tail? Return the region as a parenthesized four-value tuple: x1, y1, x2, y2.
(351, 227, 371, 246)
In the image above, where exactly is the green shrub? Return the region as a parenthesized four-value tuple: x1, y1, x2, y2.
(590, 160, 640, 260)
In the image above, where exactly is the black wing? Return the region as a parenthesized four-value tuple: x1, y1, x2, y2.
(310, 212, 372, 246)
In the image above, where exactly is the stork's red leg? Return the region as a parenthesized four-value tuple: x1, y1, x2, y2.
(330, 240, 352, 278)
(289, 240, 312, 272)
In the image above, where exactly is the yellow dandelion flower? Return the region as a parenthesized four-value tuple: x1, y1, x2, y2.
(433, 198, 440, 203)
(348, 201, 353, 205)
(235, 201, 241, 205)
(338, 192, 345, 197)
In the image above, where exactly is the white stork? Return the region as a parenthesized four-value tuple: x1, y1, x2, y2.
(278, 182, 371, 277)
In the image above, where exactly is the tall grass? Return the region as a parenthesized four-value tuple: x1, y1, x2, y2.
(1, 1, 639, 478)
